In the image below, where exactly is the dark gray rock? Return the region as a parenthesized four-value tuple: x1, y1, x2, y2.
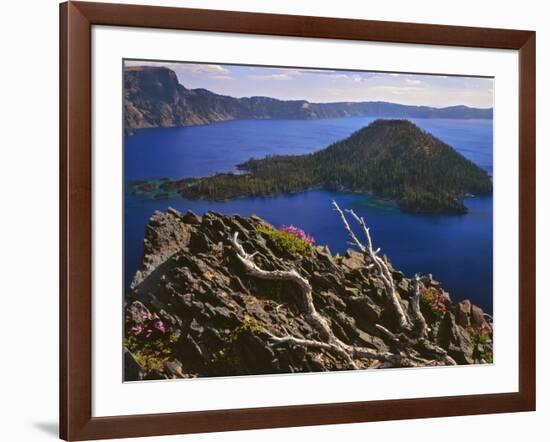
(471, 304, 489, 329)
(125, 208, 490, 380)
(124, 350, 145, 381)
(181, 210, 201, 225)
(437, 312, 475, 364)
(455, 299, 472, 328)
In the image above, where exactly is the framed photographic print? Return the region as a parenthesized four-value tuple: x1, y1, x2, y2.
(60, 1, 536, 440)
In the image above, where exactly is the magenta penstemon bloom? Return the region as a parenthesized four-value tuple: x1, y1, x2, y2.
(154, 320, 167, 334)
(279, 225, 315, 244)
(130, 324, 143, 334)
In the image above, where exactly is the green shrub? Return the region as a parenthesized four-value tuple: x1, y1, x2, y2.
(212, 316, 264, 372)
(257, 225, 314, 256)
(467, 326, 491, 344)
(420, 287, 448, 316)
(231, 316, 264, 338)
(124, 307, 179, 374)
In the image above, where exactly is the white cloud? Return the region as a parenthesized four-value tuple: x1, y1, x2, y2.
(367, 85, 426, 97)
(328, 74, 350, 80)
(248, 73, 293, 81)
(204, 64, 230, 74)
(124, 60, 231, 77)
(124, 60, 493, 108)
(170, 63, 230, 75)
(371, 85, 424, 92)
(276, 68, 338, 76)
(266, 68, 372, 81)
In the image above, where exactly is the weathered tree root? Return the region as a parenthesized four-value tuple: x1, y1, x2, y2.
(228, 199, 457, 369)
(230, 232, 422, 369)
(375, 323, 456, 366)
(332, 202, 456, 366)
(409, 274, 428, 339)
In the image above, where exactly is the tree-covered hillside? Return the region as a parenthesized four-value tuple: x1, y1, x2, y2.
(132, 119, 492, 214)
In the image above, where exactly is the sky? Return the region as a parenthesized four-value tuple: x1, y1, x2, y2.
(125, 60, 494, 108)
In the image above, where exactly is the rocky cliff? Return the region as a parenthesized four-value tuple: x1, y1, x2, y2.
(124, 208, 493, 381)
(124, 66, 493, 133)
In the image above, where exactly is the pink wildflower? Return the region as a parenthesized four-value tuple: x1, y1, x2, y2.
(154, 320, 166, 334)
(130, 324, 142, 334)
(279, 225, 315, 244)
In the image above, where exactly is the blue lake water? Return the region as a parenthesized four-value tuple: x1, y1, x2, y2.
(125, 117, 493, 312)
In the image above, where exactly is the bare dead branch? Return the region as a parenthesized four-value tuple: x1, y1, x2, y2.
(229, 231, 414, 369)
(332, 201, 410, 330)
(409, 274, 428, 339)
(228, 202, 457, 370)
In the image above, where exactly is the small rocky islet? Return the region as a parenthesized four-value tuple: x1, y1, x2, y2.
(124, 207, 493, 381)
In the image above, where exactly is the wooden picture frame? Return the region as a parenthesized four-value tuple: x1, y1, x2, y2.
(59, 1, 536, 440)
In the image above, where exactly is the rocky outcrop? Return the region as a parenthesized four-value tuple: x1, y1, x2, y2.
(131, 207, 196, 288)
(124, 208, 493, 380)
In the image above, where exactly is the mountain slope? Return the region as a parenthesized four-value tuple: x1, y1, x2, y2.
(130, 119, 492, 214)
(124, 66, 493, 132)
